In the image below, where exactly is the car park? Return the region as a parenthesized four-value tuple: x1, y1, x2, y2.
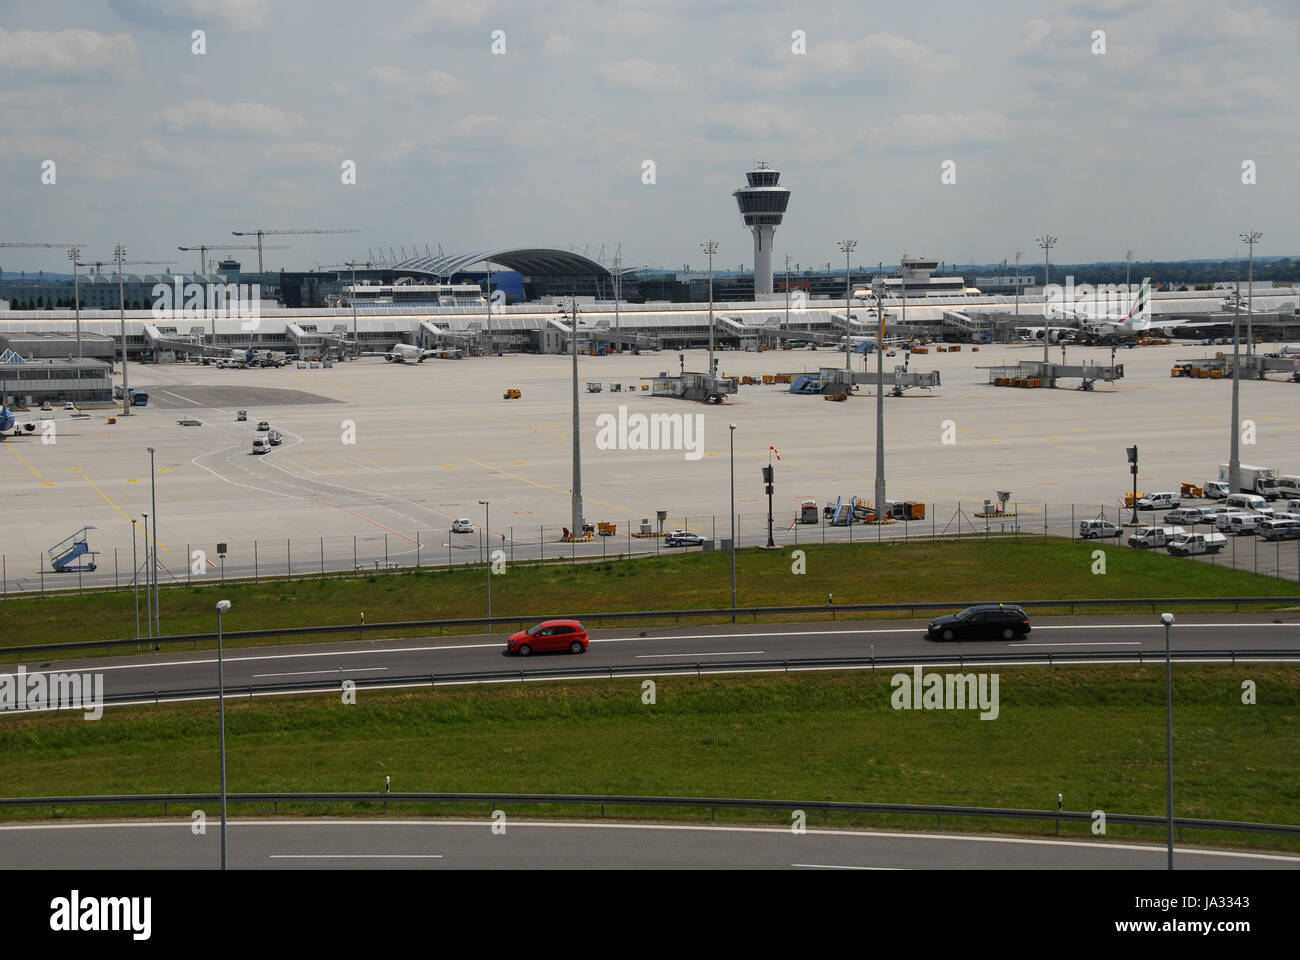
(665, 530, 705, 547)
(1137, 491, 1180, 510)
(1078, 518, 1122, 539)
(451, 518, 474, 533)
(505, 619, 589, 656)
(926, 604, 1030, 642)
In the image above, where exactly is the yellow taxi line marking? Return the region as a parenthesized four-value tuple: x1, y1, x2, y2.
(463, 457, 643, 517)
(82, 474, 172, 554)
(4, 444, 44, 478)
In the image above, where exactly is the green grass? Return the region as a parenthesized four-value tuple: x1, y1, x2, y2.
(1, 538, 1295, 655)
(3, 666, 1297, 851)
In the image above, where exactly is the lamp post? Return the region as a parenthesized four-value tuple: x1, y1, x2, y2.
(131, 518, 140, 641)
(67, 247, 82, 359)
(567, 295, 585, 539)
(1014, 251, 1023, 340)
(729, 422, 737, 622)
(872, 280, 887, 523)
(701, 241, 718, 377)
(763, 461, 775, 548)
(838, 240, 856, 370)
(215, 599, 231, 871)
(148, 446, 159, 643)
(1161, 611, 1175, 870)
(141, 510, 151, 638)
(1240, 231, 1261, 357)
(1229, 270, 1242, 496)
(478, 499, 491, 621)
(116, 243, 130, 415)
(1126, 248, 1133, 303)
(1037, 235, 1057, 363)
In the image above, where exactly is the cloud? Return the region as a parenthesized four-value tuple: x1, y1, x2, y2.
(109, 0, 270, 29)
(693, 101, 809, 138)
(542, 33, 575, 59)
(709, 32, 958, 94)
(398, 0, 494, 33)
(156, 99, 303, 138)
(597, 59, 691, 93)
(0, 28, 137, 76)
(866, 112, 1013, 149)
(369, 65, 463, 98)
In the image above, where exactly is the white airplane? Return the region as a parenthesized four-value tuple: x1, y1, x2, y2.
(372, 342, 463, 363)
(1, 402, 91, 440)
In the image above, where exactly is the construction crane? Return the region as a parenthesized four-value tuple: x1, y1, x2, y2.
(231, 228, 360, 274)
(0, 242, 88, 284)
(178, 243, 288, 275)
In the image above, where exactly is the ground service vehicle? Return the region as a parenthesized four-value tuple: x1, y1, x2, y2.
(251, 438, 268, 454)
(268, 430, 282, 446)
(451, 519, 474, 533)
(1224, 493, 1269, 514)
(1166, 532, 1227, 556)
(1258, 519, 1300, 541)
(506, 620, 589, 656)
(1228, 514, 1264, 535)
(1128, 526, 1185, 548)
(1216, 510, 1253, 532)
(665, 530, 704, 547)
(1137, 491, 1181, 510)
(257, 421, 270, 431)
(1276, 476, 1300, 498)
(927, 604, 1030, 642)
(1079, 518, 1122, 539)
(1220, 463, 1281, 499)
(1203, 480, 1230, 500)
(1163, 508, 1205, 525)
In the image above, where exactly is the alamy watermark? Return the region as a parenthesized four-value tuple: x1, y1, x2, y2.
(151, 277, 263, 330)
(0, 665, 104, 720)
(594, 406, 704, 461)
(890, 665, 999, 720)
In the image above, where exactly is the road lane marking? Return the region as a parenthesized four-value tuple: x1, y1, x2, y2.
(637, 650, 765, 658)
(1018, 641, 1142, 647)
(3, 443, 44, 478)
(792, 863, 901, 870)
(269, 854, 442, 859)
(253, 667, 388, 678)
(82, 474, 172, 554)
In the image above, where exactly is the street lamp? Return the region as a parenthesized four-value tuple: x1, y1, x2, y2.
(701, 241, 718, 377)
(1240, 231, 1261, 357)
(130, 518, 140, 641)
(67, 247, 82, 359)
(729, 422, 737, 622)
(1037, 235, 1057, 363)
(478, 499, 491, 621)
(141, 510, 150, 638)
(215, 599, 232, 871)
(838, 240, 856, 370)
(116, 243, 131, 416)
(564, 296, 585, 539)
(148, 446, 159, 643)
(872, 280, 887, 523)
(1161, 611, 1175, 870)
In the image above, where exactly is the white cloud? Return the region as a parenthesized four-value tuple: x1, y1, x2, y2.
(866, 112, 1013, 149)
(542, 33, 575, 59)
(156, 99, 304, 138)
(597, 59, 690, 93)
(0, 28, 137, 76)
(398, 0, 494, 33)
(109, 0, 270, 29)
(184, 0, 271, 28)
(369, 65, 463, 98)
(693, 101, 809, 138)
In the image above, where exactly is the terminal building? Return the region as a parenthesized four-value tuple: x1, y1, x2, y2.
(0, 350, 113, 405)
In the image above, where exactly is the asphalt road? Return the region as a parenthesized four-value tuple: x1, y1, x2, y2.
(13, 615, 1300, 707)
(2, 819, 1295, 870)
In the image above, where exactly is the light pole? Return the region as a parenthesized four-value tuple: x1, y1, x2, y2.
(478, 499, 491, 621)
(701, 241, 718, 377)
(215, 599, 231, 871)
(67, 247, 82, 359)
(567, 296, 585, 538)
(141, 510, 151, 639)
(1229, 267, 1242, 496)
(729, 422, 737, 622)
(838, 240, 856, 370)
(872, 280, 887, 523)
(116, 243, 130, 415)
(1037, 235, 1057, 363)
(763, 459, 775, 549)
(484, 258, 494, 356)
(1014, 251, 1023, 339)
(1126, 248, 1133, 302)
(148, 446, 159, 643)
(1127, 445, 1139, 525)
(1241, 231, 1261, 357)
(1161, 611, 1175, 870)
(783, 253, 791, 337)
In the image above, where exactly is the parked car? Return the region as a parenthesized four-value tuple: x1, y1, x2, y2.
(926, 604, 1030, 642)
(1228, 514, 1265, 535)
(1128, 526, 1185, 549)
(1137, 491, 1181, 510)
(1258, 518, 1300, 541)
(40, 401, 52, 411)
(1203, 480, 1230, 501)
(505, 619, 589, 656)
(63, 401, 76, 410)
(1215, 510, 1254, 532)
(251, 438, 269, 454)
(1163, 508, 1205, 525)
(451, 518, 474, 533)
(1078, 518, 1122, 539)
(256, 420, 270, 432)
(665, 530, 704, 547)
(267, 430, 283, 446)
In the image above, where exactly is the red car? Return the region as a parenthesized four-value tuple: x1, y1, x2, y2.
(506, 619, 589, 656)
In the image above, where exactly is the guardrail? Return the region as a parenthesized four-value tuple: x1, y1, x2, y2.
(0, 791, 1295, 839)
(5, 596, 1299, 660)
(18, 648, 1300, 709)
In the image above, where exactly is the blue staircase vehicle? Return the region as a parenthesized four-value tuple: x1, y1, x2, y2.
(49, 526, 99, 572)
(790, 374, 822, 394)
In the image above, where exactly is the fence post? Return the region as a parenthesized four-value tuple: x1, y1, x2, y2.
(113, 549, 117, 591)
(385, 533, 389, 569)
(540, 525, 544, 563)
(416, 533, 421, 570)
(287, 538, 292, 581)
(187, 543, 191, 584)
(254, 539, 259, 583)
(354, 535, 358, 572)
(1071, 504, 1075, 541)
(321, 537, 325, 579)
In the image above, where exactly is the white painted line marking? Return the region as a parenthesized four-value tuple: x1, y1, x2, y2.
(636, 650, 765, 659)
(253, 667, 386, 678)
(1018, 641, 1141, 647)
(792, 863, 901, 870)
(269, 854, 442, 859)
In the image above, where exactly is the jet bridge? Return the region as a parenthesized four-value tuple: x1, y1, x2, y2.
(1239, 354, 1300, 382)
(785, 366, 941, 396)
(647, 371, 738, 402)
(984, 359, 1124, 390)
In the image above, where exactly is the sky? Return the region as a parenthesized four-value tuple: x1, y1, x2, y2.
(1, 0, 1297, 277)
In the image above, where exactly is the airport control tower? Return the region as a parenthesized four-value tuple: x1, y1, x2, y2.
(733, 161, 791, 296)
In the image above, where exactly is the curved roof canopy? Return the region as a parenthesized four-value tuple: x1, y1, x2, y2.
(391, 247, 613, 279)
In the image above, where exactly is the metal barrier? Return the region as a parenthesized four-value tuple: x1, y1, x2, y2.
(30, 648, 1300, 708)
(0, 791, 1295, 839)
(4, 595, 1299, 660)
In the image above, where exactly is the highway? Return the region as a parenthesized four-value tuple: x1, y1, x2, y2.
(2, 819, 1296, 869)
(10, 614, 1300, 708)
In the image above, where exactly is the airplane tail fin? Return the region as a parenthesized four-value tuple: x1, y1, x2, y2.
(1126, 278, 1152, 320)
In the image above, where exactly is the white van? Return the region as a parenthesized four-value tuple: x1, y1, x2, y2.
(1258, 518, 1300, 541)
(1228, 514, 1264, 535)
(1167, 532, 1227, 556)
(1286, 499, 1300, 514)
(1225, 493, 1267, 514)
(1128, 526, 1185, 549)
(1216, 510, 1252, 532)
(251, 438, 269, 454)
(1079, 518, 1122, 539)
(1276, 476, 1300, 497)
(1137, 491, 1181, 510)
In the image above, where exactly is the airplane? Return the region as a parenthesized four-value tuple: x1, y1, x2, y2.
(1, 401, 91, 440)
(842, 335, 911, 353)
(371, 342, 464, 363)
